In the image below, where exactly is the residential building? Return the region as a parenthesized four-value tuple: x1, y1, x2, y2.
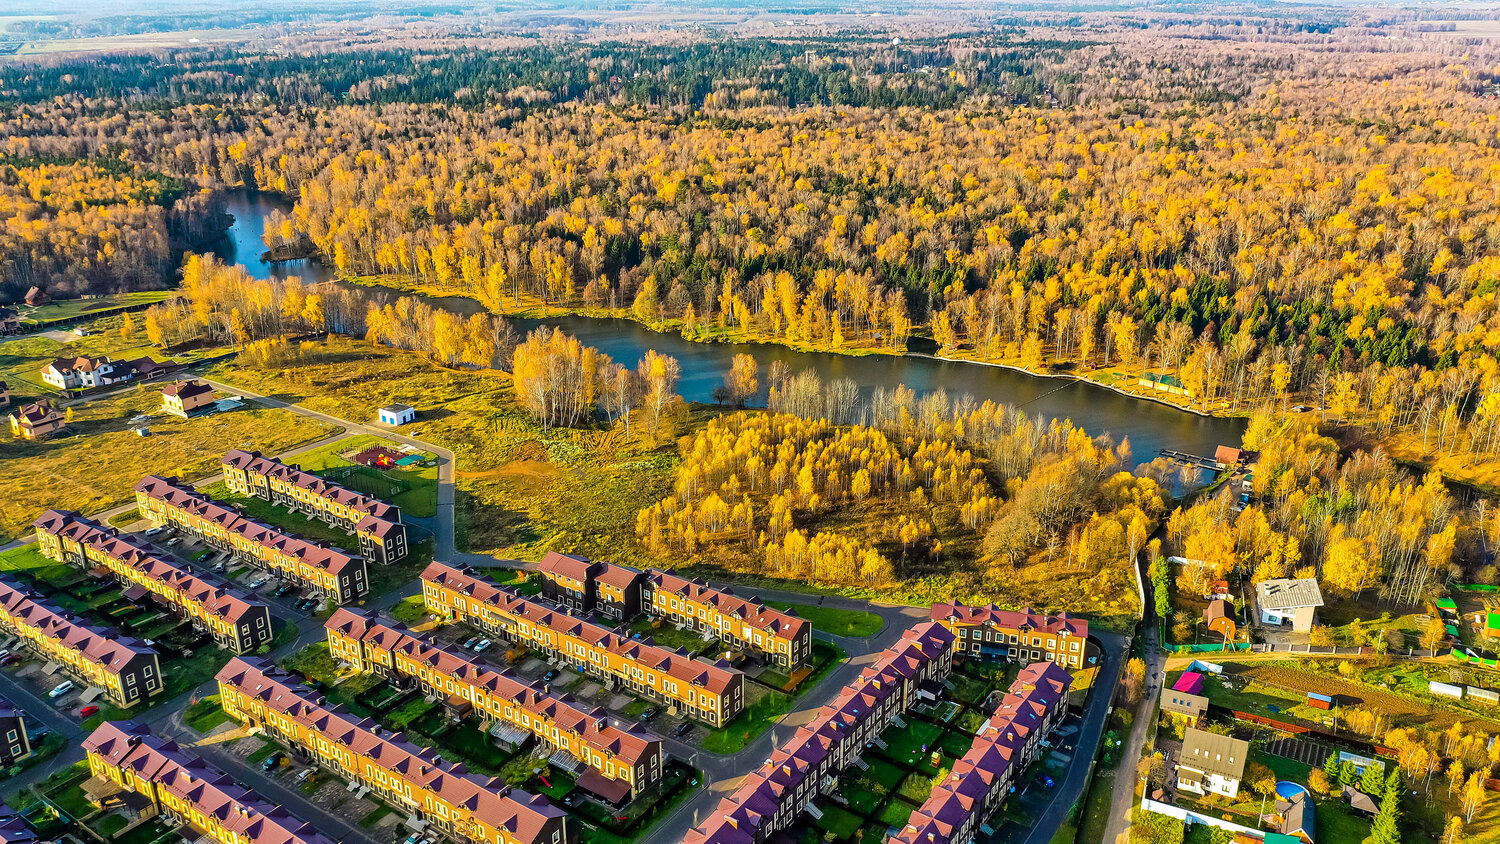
(43, 356, 119, 390)
(641, 570, 811, 668)
(891, 662, 1074, 844)
(1177, 727, 1250, 798)
(0, 307, 19, 334)
(421, 563, 745, 726)
(134, 475, 368, 603)
(22, 288, 48, 307)
(1160, 687, 1209, 725)
(326, 608, 664, 801)
(594, 563, 646, 623)
(221, 450, 408, 565)
(535, 555, 644, 623)
(33, 510, 273, 654)
(1343, 785, 1378, 817)
(0, 382, 9, 409)
(929, 601, 1089, 669)
(0, 806, 39, 844)
(1205, 599, 1236, 642)
(7, 400, 64, 441)
(1255, 578, 1324, 632)
(216, 658, 573, 844)
(82, 721, 336, 844)
(682, 622, 956, 844)
(1272, 788, 1315, 843)
(0, 578, 161, 706)
(161, 380, 216, 416)
(0, 698, 31, 769)
(378, 404, 416, 425)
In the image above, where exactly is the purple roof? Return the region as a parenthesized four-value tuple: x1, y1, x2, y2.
(1173, 672, 1205, 695)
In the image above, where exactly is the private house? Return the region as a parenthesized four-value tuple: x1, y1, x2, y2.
(421, 562, 745, 726)
(215, 659, 574, 844)
(378, 404, 416, 426)
(326, 609, 665, 801)
(1177, 727, 1250, 798)
(1205, 599, 1237, 642)
(930, 601, 1090, 669)
(160, 380, 216, 417)
(8, 400, 64, 441)
(1273, 788, 1316, 843)
(1344, 785, 1378, 817)
(596, 563, 646, 623)
(1256, 578, 1324, 633)
(22, 288, 48, 307)
(221, 450, 408, 565)
(891, 662, 1073, 844)
(534, 554, 643, 623)
(134, 476, 368, 603)
(0, 578, 161, 707)
(0, 697, 31, 769)
(42, 356, 119, 391)
(682, 623, 956, 844)
(641, 569, 812, 668)
(33, 510, 273, 654)
(0, 308, 20, 334)
(83, 721, 337, 844)
(0, 806, 38, 844)
(0, 382, 9, 410)
(1161, 686, 1209, 725)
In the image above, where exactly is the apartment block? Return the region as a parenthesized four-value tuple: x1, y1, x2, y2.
(0, 698, 30, 769)
(929, 601, 1089, 669)
(221, 450, 408, 565)
(134, 476, 368, 603)
(326, 608, 664, 801)
(0, 578, 161, 707)
(642, 570, 811, 668)
(421, 563, 745, 727)
(683, 622, 957, 844)
(216, 658, 573, 844)
(83, 721, 336, 844)
(33, 510, 273, 654)
(892, 662, 1073, 844)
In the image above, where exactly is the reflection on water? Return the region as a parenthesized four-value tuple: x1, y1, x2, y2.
(213, 190, 1246, 462)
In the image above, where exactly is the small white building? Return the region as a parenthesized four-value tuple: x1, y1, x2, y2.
(379, 404, 416, 426)
(1177, 728, 1249, 799)
(1256, 578, 1324, 632)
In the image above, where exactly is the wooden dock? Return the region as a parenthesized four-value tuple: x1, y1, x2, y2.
(1158, 449, 1221, 470)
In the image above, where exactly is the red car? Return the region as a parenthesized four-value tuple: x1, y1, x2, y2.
(79, 705, 99, 718)
(0, 654, 19, 667)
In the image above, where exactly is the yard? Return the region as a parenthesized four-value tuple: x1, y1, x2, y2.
(761, 600, 884, 638)
(196, 481, 357, 547)
(14, 291, 174, 326)
(290, 434, 439, 518)
(702, 685, 792, 754)
(0, 388, 337, 543)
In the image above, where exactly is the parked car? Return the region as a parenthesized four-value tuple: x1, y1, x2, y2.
(0, 654, 20, 667)
(273, 584, 297, 598)
(673, 722, 693, 738)
(0, 649, 9, 661)
(297, 597, 320, 611)
(639, 706, 660, 722)
(293, 768, 313, 784)
(79, 705, 99, 718)
(1041, 775, 1055, 788)
(48, 681, 75, 699)
(463, 637, 481, 650)
(145, 527, 165, 537)
(262, 752, 285, 772)
(166, 537, 181, 546)
(212, 561, 227, 573)
(403, 834, 423, 844)
(542, 668, 560, 683)
(248, 576, 269, 589)
(474, 639, 493, 653)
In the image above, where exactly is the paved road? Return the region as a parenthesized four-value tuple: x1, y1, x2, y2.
(1100, 571, 1166, 844)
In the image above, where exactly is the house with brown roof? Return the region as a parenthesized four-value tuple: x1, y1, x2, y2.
(0, 308, 20, 335)
(326, 609, 664, 800)
(1177, 727, 1250, 798)
(7, 400, 63, 440)
(0, 578, 161, 706)
(216, 659, 574, 844)
(0, 697, 31, 769)
(34, 510, 272, 653)
(930, 601, 1090, 669)
(683, 623, 956, 844)
(161, 380, 216, 417)
(23, 288, 48, 307)
(891, 663, 1073, 844)
(42, 356, 120, 391)
(642, 569, 811, 667)
(83, 721, 337, 844)
(221, 450, 408, 565)
(422, 562, 746, 726)
(134, 476, 368, 603)
(1205, 599, 1237, 642)
(537, 551, 602, 615)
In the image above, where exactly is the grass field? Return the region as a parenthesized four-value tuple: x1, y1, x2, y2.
(289, 434, 439, 517)
(0, 389, 336, 543)
(197, 481, 357, 547)
(762, 600, 883, 637)
(15, 291, 174, 326)
(702, 686, 791, 754)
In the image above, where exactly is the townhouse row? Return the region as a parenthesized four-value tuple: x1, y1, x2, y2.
(892, 662, 1074, 844)
(134, 476, 369, 604)
(0, 577, 161, 707)
(222, 449, 409, 565)
(325, 608, 665, 801)
(33, 510, 274, 654)
(537, 553, 812, 668)
(422, 562, 745, 727)
(83, 721, 337, 844)
(683, 622, 958, 844)
(929, 601, 1090, 669)
(216, 657, 572, 844)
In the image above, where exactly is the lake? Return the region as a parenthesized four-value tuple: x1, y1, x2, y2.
(214, 190, 1246, 462)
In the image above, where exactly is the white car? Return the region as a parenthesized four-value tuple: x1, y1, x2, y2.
(403, 834, 423, 844)
(48, 680, 75, 699)
(145, 527, 165, 537)
(474, 639, 494, 653)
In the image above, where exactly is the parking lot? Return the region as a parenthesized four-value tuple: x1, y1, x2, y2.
(137, 525, 328, 614)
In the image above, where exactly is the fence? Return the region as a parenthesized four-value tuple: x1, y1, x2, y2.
(322, 464, 412, 502)
(1166, 643, 1252, 653)
(1139, 799, 1266, 840)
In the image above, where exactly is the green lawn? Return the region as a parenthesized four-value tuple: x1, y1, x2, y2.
(878, 797, 916, 827)
(0, 544, 61, 575)
(813, 804, 864, 839)
(630, 617, 712, 653)
(763, 600, 884, 638)
(358, 804, 396, 829)
(184, 696, 233, 733)
(247, 737, 279, 765)
(17, 291, 174, 325)
(390, 595, 429, 624)
(282, 642, 345, 685)
(198, 482, 356, 547)
(882, 720, 945, 763)
(291, 434, 439, 518)
(106, 508, 142, 528)
(702, 688, 791, 754)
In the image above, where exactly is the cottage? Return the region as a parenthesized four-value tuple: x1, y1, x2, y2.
(1256, 578, 1325, 632)
(1273, 788, 1316, 843)
(161, 380, 216, 417)
(1344, 785, 1378, 817)
(1160, 685, 1209, 724)
(23, 287, 48, 307)
(378, 403, 416, 426)
(42, 356, 118, 391)
(1177, 727, 1249, 798)
(1205, 599, 1237, 642)
(8, 400, 64, 440)
(0, 308, 19, 335)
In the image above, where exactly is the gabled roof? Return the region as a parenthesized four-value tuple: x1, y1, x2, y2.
(538, 551, 598, 584)
(646, 569, 810, 640)
(1179, 727, 1249, 781)
(0, 576, 158, 673)
(9, 400, 61, 426)
(929, 601, 1089, 638)
(163, 380, 214, 399)
(1256, 578, 1324, 611)
(221, 450, 402, 527)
